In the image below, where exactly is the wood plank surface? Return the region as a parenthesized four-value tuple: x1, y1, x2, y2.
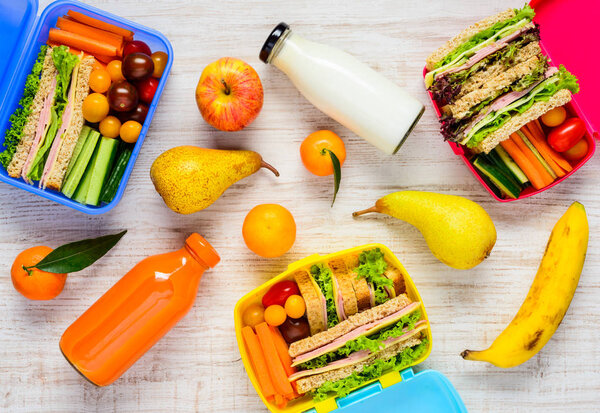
(1, 0, 598, 411)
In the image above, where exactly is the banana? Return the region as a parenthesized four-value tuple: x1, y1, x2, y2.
(461, 202, 588, 368)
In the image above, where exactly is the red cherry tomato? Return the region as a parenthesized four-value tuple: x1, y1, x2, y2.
(123, 40, 152, 57)
(548, 118, 587, 152)
(137, 77, 159, 104)
(262, 280, 300, 308)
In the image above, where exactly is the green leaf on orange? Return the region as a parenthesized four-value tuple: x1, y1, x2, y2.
(326, 149, 341, 206)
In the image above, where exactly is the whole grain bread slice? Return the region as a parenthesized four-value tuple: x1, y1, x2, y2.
(328, 258, 359, 318)
(294, 269, 327, 336)
(344, 253, 371, 311)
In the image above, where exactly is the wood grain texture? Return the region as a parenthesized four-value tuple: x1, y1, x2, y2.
(1, 0, 599, 412)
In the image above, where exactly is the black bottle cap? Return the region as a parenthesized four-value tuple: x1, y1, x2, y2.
(259, 22, 290, 63)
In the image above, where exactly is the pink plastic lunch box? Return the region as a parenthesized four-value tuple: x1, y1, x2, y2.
(424, 0, 599, 202)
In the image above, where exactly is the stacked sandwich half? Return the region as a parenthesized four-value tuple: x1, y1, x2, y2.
(425, 5, 579, 153)
(289, 248, 429, 400)
(6, 45, 94, 190)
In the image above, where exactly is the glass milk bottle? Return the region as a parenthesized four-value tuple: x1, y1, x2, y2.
(260, 22, 424, 154)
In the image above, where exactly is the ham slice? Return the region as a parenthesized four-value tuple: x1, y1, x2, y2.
(288, 321, 428, 382)
(333, 277, 346, 322)
(40, 94, 74, 189)
(435, 24, 535, 81)
(21, 77, 57, 184)
(291, 301, 421, 366)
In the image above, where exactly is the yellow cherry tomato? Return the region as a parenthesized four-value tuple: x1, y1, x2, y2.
(99, 116, 122, 138)
(264, 305, 287, 327)
(151, 51, 168, 78)
(284, 295, 306, 319)
(107, 60, 125, 82)
(82, 93, 109, 123)
(89, 69, 111, 93)
(120, 120, 142, 143)
(242, 303, 265, 328)
(541, 106, 567, 127)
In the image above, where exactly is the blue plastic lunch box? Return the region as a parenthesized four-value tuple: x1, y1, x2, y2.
(0, 0, 173, 214)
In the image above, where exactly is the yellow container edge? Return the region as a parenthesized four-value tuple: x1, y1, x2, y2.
(233, 243, 433, 413)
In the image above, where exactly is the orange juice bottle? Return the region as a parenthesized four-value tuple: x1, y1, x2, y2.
(60, 233, 219, 386)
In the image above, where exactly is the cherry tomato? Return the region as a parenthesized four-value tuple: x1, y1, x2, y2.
(541, 106, 567, 127)
(548, 118, 587, 152)
(151, 51, 168, 78)
(262, 280, 300, 308)
(279, 317, 310, 344)
(99, 116, 122, 138)
(137, 77, 159, 104)
(106, 60, 125, 82)
(116, 103, 149, 124)
(123, 40, 152, 57)
(82, 93, 109, 123)
(89, 69, 111, 93)
(264, 305, 287, 327)
(122, 53, 154, 81)
(107, 80, 138, 112)
(562, 138, 589, 162)
(242, 303, 265, 328)
(120, 121, 142, 143)
(284, 295, 306, 319)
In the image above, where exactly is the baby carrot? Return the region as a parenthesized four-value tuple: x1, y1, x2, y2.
(526, 122, 573, 172)
(510, 133, 555, 188)
(48, 28, 118, 57)
(67, 10, 134, 40)
(242, 326, 276, 401)
(255, 322, 294, 397)
(57, 17, 123, 52)
(269, 326, 296, 377)
(501, 137, 549, 190)
(520, 127, 565, 178)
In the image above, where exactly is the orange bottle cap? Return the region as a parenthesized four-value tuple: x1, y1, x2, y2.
(186, 233, 220, 268)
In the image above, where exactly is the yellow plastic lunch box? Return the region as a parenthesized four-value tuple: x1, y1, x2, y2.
(234, 243, 466, 413)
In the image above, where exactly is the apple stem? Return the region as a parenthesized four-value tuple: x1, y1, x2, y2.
(352, 206, 379, 217)
(261, 160, 280, 177)
(221, 79, 231, 95)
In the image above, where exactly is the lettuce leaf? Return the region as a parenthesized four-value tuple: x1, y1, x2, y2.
(466, 65, 579, 148)
(0, 46, 48, 168)
(436, 4, 535, 69)
(52, 46, 79, 110)
(311, 339, 429, 401)
(27, 108, 60, 180)
(311, 264, 339, 328)
(297, 310, 422, 370)
(356, 248, 393, 305)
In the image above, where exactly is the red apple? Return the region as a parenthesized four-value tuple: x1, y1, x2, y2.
(195, 57, 263, 131)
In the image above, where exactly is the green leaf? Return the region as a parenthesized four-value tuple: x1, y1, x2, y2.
(26, 230, 127, 274)
(326, 149, 341, 206)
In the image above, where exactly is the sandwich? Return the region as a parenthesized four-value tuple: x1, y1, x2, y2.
(286, 294, 429, 401)
(4, 45, 93, 190)
(295, 248, 407, 335)
(425, 5, 579, 153)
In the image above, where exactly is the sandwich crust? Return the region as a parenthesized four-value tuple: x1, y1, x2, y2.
(294, 269, 327, 336)
(7, 48, 58, 178)
(328, 258, 359, 319)
(383, 260, 406, 296)
(44, 56, 94, 191)
(475, 88, 572, 154)
(344, 254, 371, 311)
(295, 336, 422, 394)
(426, 8, 517, 71)
(288, 294, 413, 358)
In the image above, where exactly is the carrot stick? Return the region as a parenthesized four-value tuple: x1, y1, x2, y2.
(269, 326, 296, 377)
(57, 17, 123, 51)
(93, 54, 115, 64)
(242, 326, 276, 401)
(48, 28, 118, 57)
(274, 394, 286, 408)
(510, 133, 555, 187)
(533, 119, 545, 138)
(525, 122, 573, 172)
(520, 127, 566, 177)
(67, 10, 134, 40)
(500, 139, 548, 190)
(255, 323, 294, 397)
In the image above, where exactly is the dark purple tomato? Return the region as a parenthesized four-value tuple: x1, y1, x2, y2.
(278, 317, 310, 344)
(122, 53, 154, 81)
(123, 40, 152, 57)
(116, 102, 149, 124)
(107, 80, 139, 112)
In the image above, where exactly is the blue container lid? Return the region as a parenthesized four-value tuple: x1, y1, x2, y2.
(0, 0, 38, 110)
(305, 368, 466, 413)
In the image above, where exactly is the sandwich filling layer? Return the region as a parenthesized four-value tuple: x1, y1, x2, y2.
(355, 248, 394, 306)
(310, 264, 339, 328)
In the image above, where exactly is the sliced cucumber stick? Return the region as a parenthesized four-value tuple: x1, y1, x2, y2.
(474, 156, 521, 199)
(100, 146, 132, 204)
(73, 146, 99, 204)
(65, 125, 91, 179)
(494, 146, 529, 185)
(63, 130, 100, 198)
(85, 137, 119, 206)
(517, 131, 557, 179)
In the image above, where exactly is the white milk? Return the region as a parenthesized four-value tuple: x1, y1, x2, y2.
(261, 25, 424, 154)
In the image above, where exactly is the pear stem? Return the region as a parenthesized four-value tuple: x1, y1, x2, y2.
(460, 350, 479, 360)
(261, 160, 280, 177)
(352, 206, 379, 217)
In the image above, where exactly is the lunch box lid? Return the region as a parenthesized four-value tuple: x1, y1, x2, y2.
(531, 0, 599, 136)
(305, 368, 466, 413)
(0, 0, 38, 111)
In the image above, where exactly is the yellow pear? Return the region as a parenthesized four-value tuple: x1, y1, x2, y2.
(353, 191, 496, 269)
(150, 146, 278, 214)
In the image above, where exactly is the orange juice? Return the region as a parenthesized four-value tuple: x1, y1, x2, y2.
(60, 233, 219, 386)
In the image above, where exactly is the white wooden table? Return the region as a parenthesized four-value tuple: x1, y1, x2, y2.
(1, 1, 598, 411)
